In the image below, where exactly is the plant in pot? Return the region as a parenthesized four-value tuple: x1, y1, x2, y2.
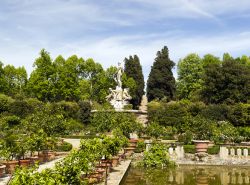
(26, 133, 41, 165)
(79, 139, 104, 183)
(39, 136, 57, 162)
(189, 116, 214, 154)
(0, 134, 19, 174)
(0, 140, 7, 177)
(16, 135, 31, 167)
(102, 136, 121, 167)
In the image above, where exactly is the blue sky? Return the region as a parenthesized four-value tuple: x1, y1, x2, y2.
(1, 0, 250, 79)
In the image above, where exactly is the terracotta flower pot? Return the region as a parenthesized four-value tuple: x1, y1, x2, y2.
(129, 139, 138, 148)
(124, 147, 135, 156)
(39, 151, 56, 162)
(28, 156, 40, 165)
(193, 140, 210, 153)
(111, 156, 119, 167)
(3, 160, 19, 174)
(19, 159, 31, 167)
(0, 164, 6, 177)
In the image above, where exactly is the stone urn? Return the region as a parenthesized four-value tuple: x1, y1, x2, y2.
(193, 140, 210, 153)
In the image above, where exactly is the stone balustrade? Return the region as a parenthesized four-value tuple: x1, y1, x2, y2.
(219, 145, 250, 160)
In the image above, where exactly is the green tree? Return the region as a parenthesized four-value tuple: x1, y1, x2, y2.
(52, 55, 81, 101)
(124, 55, 145, 108)
(3, 65, 27, 96)
(26, 49, 55, 101)
(147, 46, 176, 102)
(202, 57, 250, 104)
(177, 53, 203, 100)
(78, 58, 104, 102)
(0, 61, 7, 93)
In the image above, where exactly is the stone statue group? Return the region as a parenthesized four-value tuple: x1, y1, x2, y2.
(106, 62, 131, 110)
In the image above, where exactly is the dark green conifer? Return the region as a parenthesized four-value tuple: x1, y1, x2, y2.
(124, 55, 145, 109)
(147, 46, 176, 102)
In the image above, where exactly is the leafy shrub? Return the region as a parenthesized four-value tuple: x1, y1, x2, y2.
(184, 145, 220, 155)
(187, 101, 206, 116)
(64, 119, 84, 135)
(134, 140, 146, 153)
(0, 94, 14, 113)
(56, 101, 79, 119)
(55, 141, 73, 152)
(142, 143, 174, 167)
(178, 130, 193, 145)
(77, 100, 91, 124)
(227, 103, 250, 126)
(145, 122, 166, 139)
(9, 100, 32, 118)
(148, 101, 188, 128)
(207, 145, 220, 155)
(211, 121, 240, 144)
(183, 145, 195, 154)
(91, 111, 140, 138)
(200, 104, 229, 121)
(238, 127, 250, 141)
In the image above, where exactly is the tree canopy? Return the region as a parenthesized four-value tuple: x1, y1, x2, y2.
(147, 46, 176, 102)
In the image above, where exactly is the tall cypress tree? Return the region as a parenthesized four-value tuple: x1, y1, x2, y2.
(147, 46, 176, 102)
(124, 55, 145, 108)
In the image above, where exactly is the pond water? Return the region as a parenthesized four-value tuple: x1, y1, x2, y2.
(121, 165, 250, 185)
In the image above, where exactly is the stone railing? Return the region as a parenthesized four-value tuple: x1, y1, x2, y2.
(219, 144, 250, 160)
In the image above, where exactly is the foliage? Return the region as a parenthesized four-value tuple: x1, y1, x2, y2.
(26, 49, 55, 101)
(177, 53, 203, 100)
(147, 46, 176, 102)
(184, 145, 220, 155)
(201, 58, 250, 104)
(148, 101, 188, 128)
(91, 111, 141, 138)
(211, 121, 240, 144)
(207, 145, 220, 155)
(237, 127, 250, 141)
(77, 100, 91, 124)
(177, 130, 193, 145)
(200, 104, 229, 121)
(145, 122, 166, 139)
(124, 55, 145, 108)
(183, 145, 195, 154)
(134, 140, 146, 153)
(55, 141, 73, 152)
(3, 65, 27, 97)
(9, 99, 33, 118)
(227, 103, 250, 126)
(142, 142, 174, 167)
(0, 94, 14, 113)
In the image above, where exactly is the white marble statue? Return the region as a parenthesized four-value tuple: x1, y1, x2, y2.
(106, 62, 131, 110)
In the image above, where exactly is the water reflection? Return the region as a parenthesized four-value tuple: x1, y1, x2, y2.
(122, 166, 250, 185)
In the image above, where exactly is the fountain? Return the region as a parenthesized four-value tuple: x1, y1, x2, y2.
(106, 62, 132, 111)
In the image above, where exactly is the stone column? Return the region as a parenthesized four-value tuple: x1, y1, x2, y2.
(168, 147, 174, 155)
(243, 149, 248, 157)
(230, 148, 235, 156)
(176, 145, 184, 159)
(237, 148, 242, 157)
(219, 146, 228, 159)
(145, 140, 152, 152)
